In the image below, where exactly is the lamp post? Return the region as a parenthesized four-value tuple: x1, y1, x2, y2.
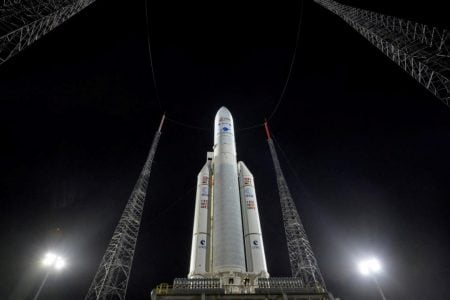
(358, 257, 386, 300)
(33, 252, 66, 300)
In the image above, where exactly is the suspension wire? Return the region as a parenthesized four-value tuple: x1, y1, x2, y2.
(144, 0, 211, 131)
(144, 0, 304, 131)
(165, 116, 210, 131)
(271, 133, 311, 200)
(147, 185, 197, 226)
(147, 184, 197, 265)
(267, 0, 304, 121)
(144, 0, 163, 112)
(236, 123, 264, 132)
(165, 116, 263, 132)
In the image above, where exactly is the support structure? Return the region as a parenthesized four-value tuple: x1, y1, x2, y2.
(85, 115, 165, 300)
(151, 277, 330, 300)
(0, 0, 96, 65)
(314, 0, 450, 107)
(264, 122, 326, 290)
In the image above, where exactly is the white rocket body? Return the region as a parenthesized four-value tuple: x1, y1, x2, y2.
(238, 162, 269, 277)
(212, 107, 246, 273)
(188, 162, 211, 277)
(188, 107, 269, 282)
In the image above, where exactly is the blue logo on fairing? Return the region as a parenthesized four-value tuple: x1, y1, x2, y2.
(223, 127, 229, 132)
(253, 240, 259, 246)
(200, 240, 206, 246)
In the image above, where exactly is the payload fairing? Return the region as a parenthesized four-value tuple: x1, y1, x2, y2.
(188, 107, 269, 285)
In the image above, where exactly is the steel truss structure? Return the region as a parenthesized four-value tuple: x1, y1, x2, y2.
(264, 123, 326, 290)
(314, 0, 450, 107)
(85, 116, 165, 300)
(0, 0, 96, 65)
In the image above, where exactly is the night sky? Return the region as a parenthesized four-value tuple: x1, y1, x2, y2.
(1, 0, 449, 299)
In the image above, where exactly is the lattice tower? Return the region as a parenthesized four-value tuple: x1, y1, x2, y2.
(85, 115, 165, 300)
(314, 0, 450, 107)
(264, 123, 326, 289)
(0, 0, 96, 65)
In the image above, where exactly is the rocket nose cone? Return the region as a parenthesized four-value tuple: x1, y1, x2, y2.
(238, 161, 253, 177)
(214, 106, 235, 139)
(216, 106, 232, 118)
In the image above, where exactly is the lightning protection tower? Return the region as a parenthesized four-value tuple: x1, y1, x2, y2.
(264, 122, 326, 290)
(0, 0, 96, 65)
(85, 115, 165, 300)
(314, 0, 450, 107)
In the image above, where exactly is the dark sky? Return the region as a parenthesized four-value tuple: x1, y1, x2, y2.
(1, 0, 449, 299)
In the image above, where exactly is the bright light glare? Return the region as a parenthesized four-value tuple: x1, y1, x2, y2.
(358, 261, 370, 275)
(54, 257, 66, 270)
(368, 258, 381, 272)
(41, 252, 66, 270)
(42, 253, 57, 266)
(358, 257, 382, 275)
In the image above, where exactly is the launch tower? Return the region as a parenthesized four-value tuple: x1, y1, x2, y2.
(151, 108, 331, 300)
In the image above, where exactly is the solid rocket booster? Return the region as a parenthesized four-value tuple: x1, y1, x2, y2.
(188, 107, 268, 279)
(212, 107, 246, 273)
(238, 161, 269, 276)
(188, 161, 211, 277)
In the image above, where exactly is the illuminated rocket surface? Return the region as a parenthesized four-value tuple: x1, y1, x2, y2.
(188, 107, 269, 283)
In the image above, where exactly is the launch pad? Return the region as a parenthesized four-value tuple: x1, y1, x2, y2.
(151, 278, 330, 300)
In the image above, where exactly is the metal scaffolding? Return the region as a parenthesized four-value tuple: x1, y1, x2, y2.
(264, 123, 326, 290)
(85, 115, 165, 300)
(314, 0, 450, 107)
(0, 0, 96, 65)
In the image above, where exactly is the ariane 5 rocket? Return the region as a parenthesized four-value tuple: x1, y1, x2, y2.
(188, 107, 269, 283)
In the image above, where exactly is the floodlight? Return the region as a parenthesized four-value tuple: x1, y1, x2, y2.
(42, 253, 57, 266)
(54, 257, 66, 270)
(368, 258, 381, 272)
(358, 261, 370, 276)
(357, 257, 387, 300)
(41, 252, 66, 271)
